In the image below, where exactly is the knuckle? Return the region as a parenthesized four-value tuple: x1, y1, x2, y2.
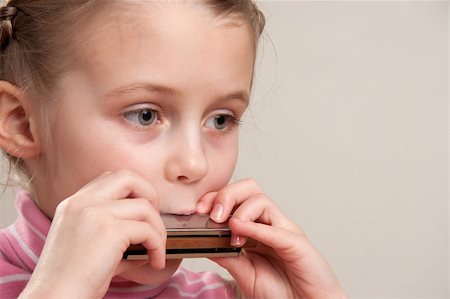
(242, 178, 261, 191)
(116, 169, 139, 194)
(55, 196, 77, 216)
(141, 221, 153, 233)
(215, 189, 231, 205)
(254, 192, 270, 208)
(161, 229, 167, 240)
(98, 220, 115, 236)
(135, 197, 151, 207)
(150, 235, 164, 248)
(145, 185, 158, 201)
(117, 169, 136, 183)
(251, 192, 270, 205)
(157, 234, 166, 249)
(143, 227, 163, 249)
(101, 170, 113, 177)
(140, 198, 159, 215)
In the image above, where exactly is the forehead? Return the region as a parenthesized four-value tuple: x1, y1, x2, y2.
(72, 1, 255, 97)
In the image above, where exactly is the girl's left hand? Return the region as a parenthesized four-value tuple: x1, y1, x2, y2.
(196, 179, 348, 299)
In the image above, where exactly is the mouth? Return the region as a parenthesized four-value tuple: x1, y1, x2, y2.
(162, 205, 197, 216)
(158, 193, 200, 216)
(170, 209, 196, 216)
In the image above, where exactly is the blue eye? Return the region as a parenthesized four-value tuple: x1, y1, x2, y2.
(124, 109, 158, 127)
(205, 114, 239, 131)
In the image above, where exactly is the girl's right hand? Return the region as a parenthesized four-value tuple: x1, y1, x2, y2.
(20, 169, 167, 299)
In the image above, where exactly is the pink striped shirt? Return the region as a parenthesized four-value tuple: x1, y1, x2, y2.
(0, 191, 238, 298)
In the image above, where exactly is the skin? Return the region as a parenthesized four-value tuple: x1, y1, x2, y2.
(0, 2, 347, 299)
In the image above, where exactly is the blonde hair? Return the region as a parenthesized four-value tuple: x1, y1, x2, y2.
(0, 0, 265, 183)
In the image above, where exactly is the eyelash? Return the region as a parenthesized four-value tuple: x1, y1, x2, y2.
(209, 114, 242, 131)
(123, 108, 161, 129)
(122, 107, 242, 131)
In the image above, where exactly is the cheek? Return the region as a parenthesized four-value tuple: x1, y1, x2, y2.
(207, 140, 238, 186)
(46, 119, 133, 195)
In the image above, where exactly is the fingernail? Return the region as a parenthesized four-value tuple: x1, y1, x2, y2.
(211, 203, 224, 221)
(231, 234, 241, 247)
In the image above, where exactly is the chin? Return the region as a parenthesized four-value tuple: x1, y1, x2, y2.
(119, 259, 183, 285)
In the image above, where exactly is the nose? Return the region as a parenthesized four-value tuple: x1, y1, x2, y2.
(165, 131, 209, 184)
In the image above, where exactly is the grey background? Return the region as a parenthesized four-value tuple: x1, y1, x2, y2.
(1, 1, 448, 298)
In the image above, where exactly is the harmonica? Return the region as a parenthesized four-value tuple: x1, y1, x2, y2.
(123, 214, 257, 260)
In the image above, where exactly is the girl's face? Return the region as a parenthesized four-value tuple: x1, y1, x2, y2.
(32, 3, 255, 218)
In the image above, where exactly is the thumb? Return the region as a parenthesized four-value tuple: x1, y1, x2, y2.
(210, 253, 257, 294)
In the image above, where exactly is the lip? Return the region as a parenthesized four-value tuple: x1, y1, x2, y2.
(171, 209, 196, 216)
(160, 205, 197, 215)
(159, 192, 201, 216)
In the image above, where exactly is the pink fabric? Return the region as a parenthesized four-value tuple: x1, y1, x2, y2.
(0, 191, 237, 298)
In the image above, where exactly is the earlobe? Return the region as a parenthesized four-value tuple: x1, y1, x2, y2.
(0, 81, 41, 159)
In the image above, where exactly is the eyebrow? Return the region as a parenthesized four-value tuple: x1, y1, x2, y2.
(101, 82, 249, 105)
(102, 82, 179, 101)
(223, 90, 250, 106)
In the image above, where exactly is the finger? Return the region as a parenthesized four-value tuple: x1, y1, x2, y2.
(228, 219, 345, 296)
(102, 199, 166, 240)
(196, 191, 217, 214)
(210, 253, 257, 295)
(228, 218, 308, 261)
(82, 171, 113, 187)
(231, 195, 301, 235)
(227, 193, 272, 247)
(120, 220, 166, 270)
(114, 260, 149, 276)
(210, 179, 262, 222)
(222, 193, 300, 247)
(79, 169, 159, 209)
(231, 193, 273, 223)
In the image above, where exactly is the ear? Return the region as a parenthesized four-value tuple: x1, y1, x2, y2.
(0, 81, 41, 159)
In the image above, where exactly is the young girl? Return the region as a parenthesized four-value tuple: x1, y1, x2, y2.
(0, 0, 347, 298)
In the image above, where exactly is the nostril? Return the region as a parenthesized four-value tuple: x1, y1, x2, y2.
(177, 175, 188, 181)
